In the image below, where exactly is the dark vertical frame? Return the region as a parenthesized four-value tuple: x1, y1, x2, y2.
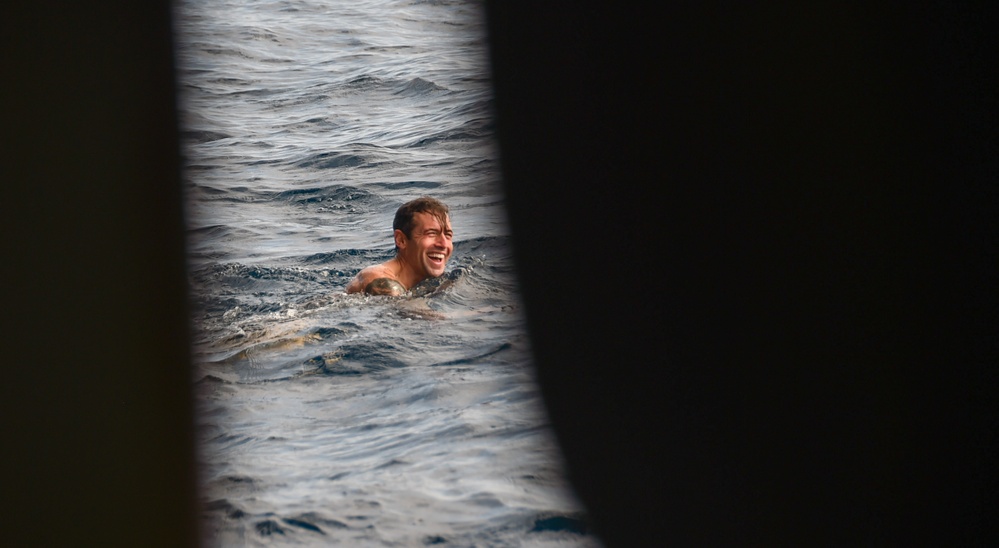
(486, 1, 997, 545)
(2, 2, 199, 546)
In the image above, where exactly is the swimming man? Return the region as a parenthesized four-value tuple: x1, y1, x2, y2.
(345, 196, 454, 296)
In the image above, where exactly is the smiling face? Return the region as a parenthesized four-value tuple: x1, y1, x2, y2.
(395, 211, 453, 283)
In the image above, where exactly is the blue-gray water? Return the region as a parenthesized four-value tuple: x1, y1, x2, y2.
(174, 0, 597, 545)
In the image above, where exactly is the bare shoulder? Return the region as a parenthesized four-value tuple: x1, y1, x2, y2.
(364, 277, 407, 296)
(345, 264, 396, 294)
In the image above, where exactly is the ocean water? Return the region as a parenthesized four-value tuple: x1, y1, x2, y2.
(173, 0, 598, 545)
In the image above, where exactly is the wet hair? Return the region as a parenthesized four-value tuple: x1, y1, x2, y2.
(392, 196, 450, 253)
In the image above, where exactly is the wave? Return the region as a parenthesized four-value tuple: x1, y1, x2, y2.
(192, 262, 344, 285)
(290, 144, 410, 172)
(430, 342, 513, 367)
(393, 77, 449, 97)
(188, 223, 256, 240)
(370, 180, 442, 191)
(274, 184, 374, 204)
(307, 340, 412, 376)
(337, 74, 383, 94)
(181, 129, 232, 144)
(301, 247, 391, 266)
(403, 125, 492, 148)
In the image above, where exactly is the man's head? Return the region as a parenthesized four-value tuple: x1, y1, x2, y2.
(393, 197, 450, 248)
(392, 197, 453, 281)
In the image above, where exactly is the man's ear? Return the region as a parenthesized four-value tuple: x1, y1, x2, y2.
(393, 229, 407, 249)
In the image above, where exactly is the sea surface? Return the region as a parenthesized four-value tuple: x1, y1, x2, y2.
(173, 0, 597, 546)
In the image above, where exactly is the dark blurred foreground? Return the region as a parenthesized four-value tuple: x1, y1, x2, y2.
(2, 1, 995, 546)
(487, 2, 997, 545)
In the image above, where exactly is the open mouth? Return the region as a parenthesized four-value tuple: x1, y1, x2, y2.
(427, 252, 446, 264)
